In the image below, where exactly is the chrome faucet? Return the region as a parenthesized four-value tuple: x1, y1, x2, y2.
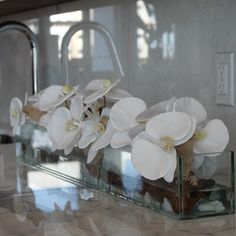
(0, 21, 39, 94)
(61, 21, 124, 84)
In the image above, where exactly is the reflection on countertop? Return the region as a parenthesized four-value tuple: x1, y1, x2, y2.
(0, 143, 236, 236)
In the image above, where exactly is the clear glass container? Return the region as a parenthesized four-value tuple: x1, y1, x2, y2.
(18, 122, 235, 219)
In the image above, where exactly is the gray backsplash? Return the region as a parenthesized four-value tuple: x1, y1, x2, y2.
(0, 0, 236, 154)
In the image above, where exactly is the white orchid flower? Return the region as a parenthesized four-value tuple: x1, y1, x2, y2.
(47, 95, 83, 155)
(173, 97, 229, 175)
(39, 84, 79, 111)
(10, 97, 26, 135)
(79, 105, 115, 164)
(131, 112, 196, 182)
(110, 97, 147, 149)
(136, 96, 177, 122)
(191, 119, 229, 176)
(84, 79, 132, 104)
(193, 119, 229, 154)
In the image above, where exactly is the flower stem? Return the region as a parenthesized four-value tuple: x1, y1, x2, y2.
(175, 138, 194, 178)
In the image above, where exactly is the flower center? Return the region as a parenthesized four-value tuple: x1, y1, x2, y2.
(102, 79, 112, 88)
(10, 109, 19, 118)
(94, 116, 108, 134)
(65, 120, 79, 132)
(194, 130, 207, 141)
(62, 85, 73, 95)
(95, 122, 106, 134)
(160, 136, 174, 151)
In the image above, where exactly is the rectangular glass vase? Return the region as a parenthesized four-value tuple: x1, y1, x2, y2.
(18, 122, 235, 219)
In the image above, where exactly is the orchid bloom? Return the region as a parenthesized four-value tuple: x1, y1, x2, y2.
(173, 97, 229, 175)
(84, 79, 132, 104)
(131, 112, 196, 182)
(79, 103, 115, 164)
(47, 95, 83, 155)
(109, 97, 147, 149)
(193, 119, 229, 155)
(10, 97, 26, 135)
(191, 119, 229, 176)
(39, 84, 79, 111)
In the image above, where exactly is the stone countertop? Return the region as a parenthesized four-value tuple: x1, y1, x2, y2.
(0, 181, 235, 236)
(0, 143, 235, 236)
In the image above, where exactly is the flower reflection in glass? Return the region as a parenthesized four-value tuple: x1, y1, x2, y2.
(10, 97, 26, 135)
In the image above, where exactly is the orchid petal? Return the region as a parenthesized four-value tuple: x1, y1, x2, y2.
(146, 112, 192, 145)
(193, 119, 229, 154)
(81, 119, 96, 136)
(70, 95, 84, 121)
(136, 97, 177, 122)
(84, 88, 111, 104)
(192, 155, 205, 170)
(47, 107, 81, 149)
(10, 97, 22, 121)
(39, 85, 62, 110)
(110, 97, 147, 131)
(195, 157, 217, 177)
(92, 120, 115, 151)
(64, 144, 75, 155)
(85, 80, 103, 90)
(78, 133, 97, 149)
(163, 149, 177, 182)
(173, 97, 207, 124)
(87, 146, 98, 164)
(51, 143, 58, 152)
(110, 131, 132, 149)
(132, 131, 157, 146)
(77, 88, 95, 97)
(131, 139, 174, 180)
(106, 88, 132, 100)
(64, 132, 82, 154)
(39, 85, 79, 111)
(84, 79, 120, 104)
(174, 116, 196, 146)
(10, 97, 25, 134)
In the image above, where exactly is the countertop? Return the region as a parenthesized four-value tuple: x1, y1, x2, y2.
(0, 143, 235, 236)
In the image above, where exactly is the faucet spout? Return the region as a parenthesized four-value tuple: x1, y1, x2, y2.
(61, 21, 124, 84)
(0, 21, 39, 94)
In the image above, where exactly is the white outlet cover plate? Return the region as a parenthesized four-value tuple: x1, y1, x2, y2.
(215, 52, 234, 106)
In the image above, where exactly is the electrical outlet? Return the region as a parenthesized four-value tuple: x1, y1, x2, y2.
(217, 63, 228, 95)
(215, 52, 234, 106)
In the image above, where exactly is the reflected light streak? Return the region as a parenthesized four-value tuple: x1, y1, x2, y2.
(49, 10, 83, 59)
(137, 0, 157, 30)
(136, 0, 157, 60)
(161, 24, 176, 59)
(136, 0, 175, 60)
(121, 151, 141, 192)
(27, 160, 81, 190)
